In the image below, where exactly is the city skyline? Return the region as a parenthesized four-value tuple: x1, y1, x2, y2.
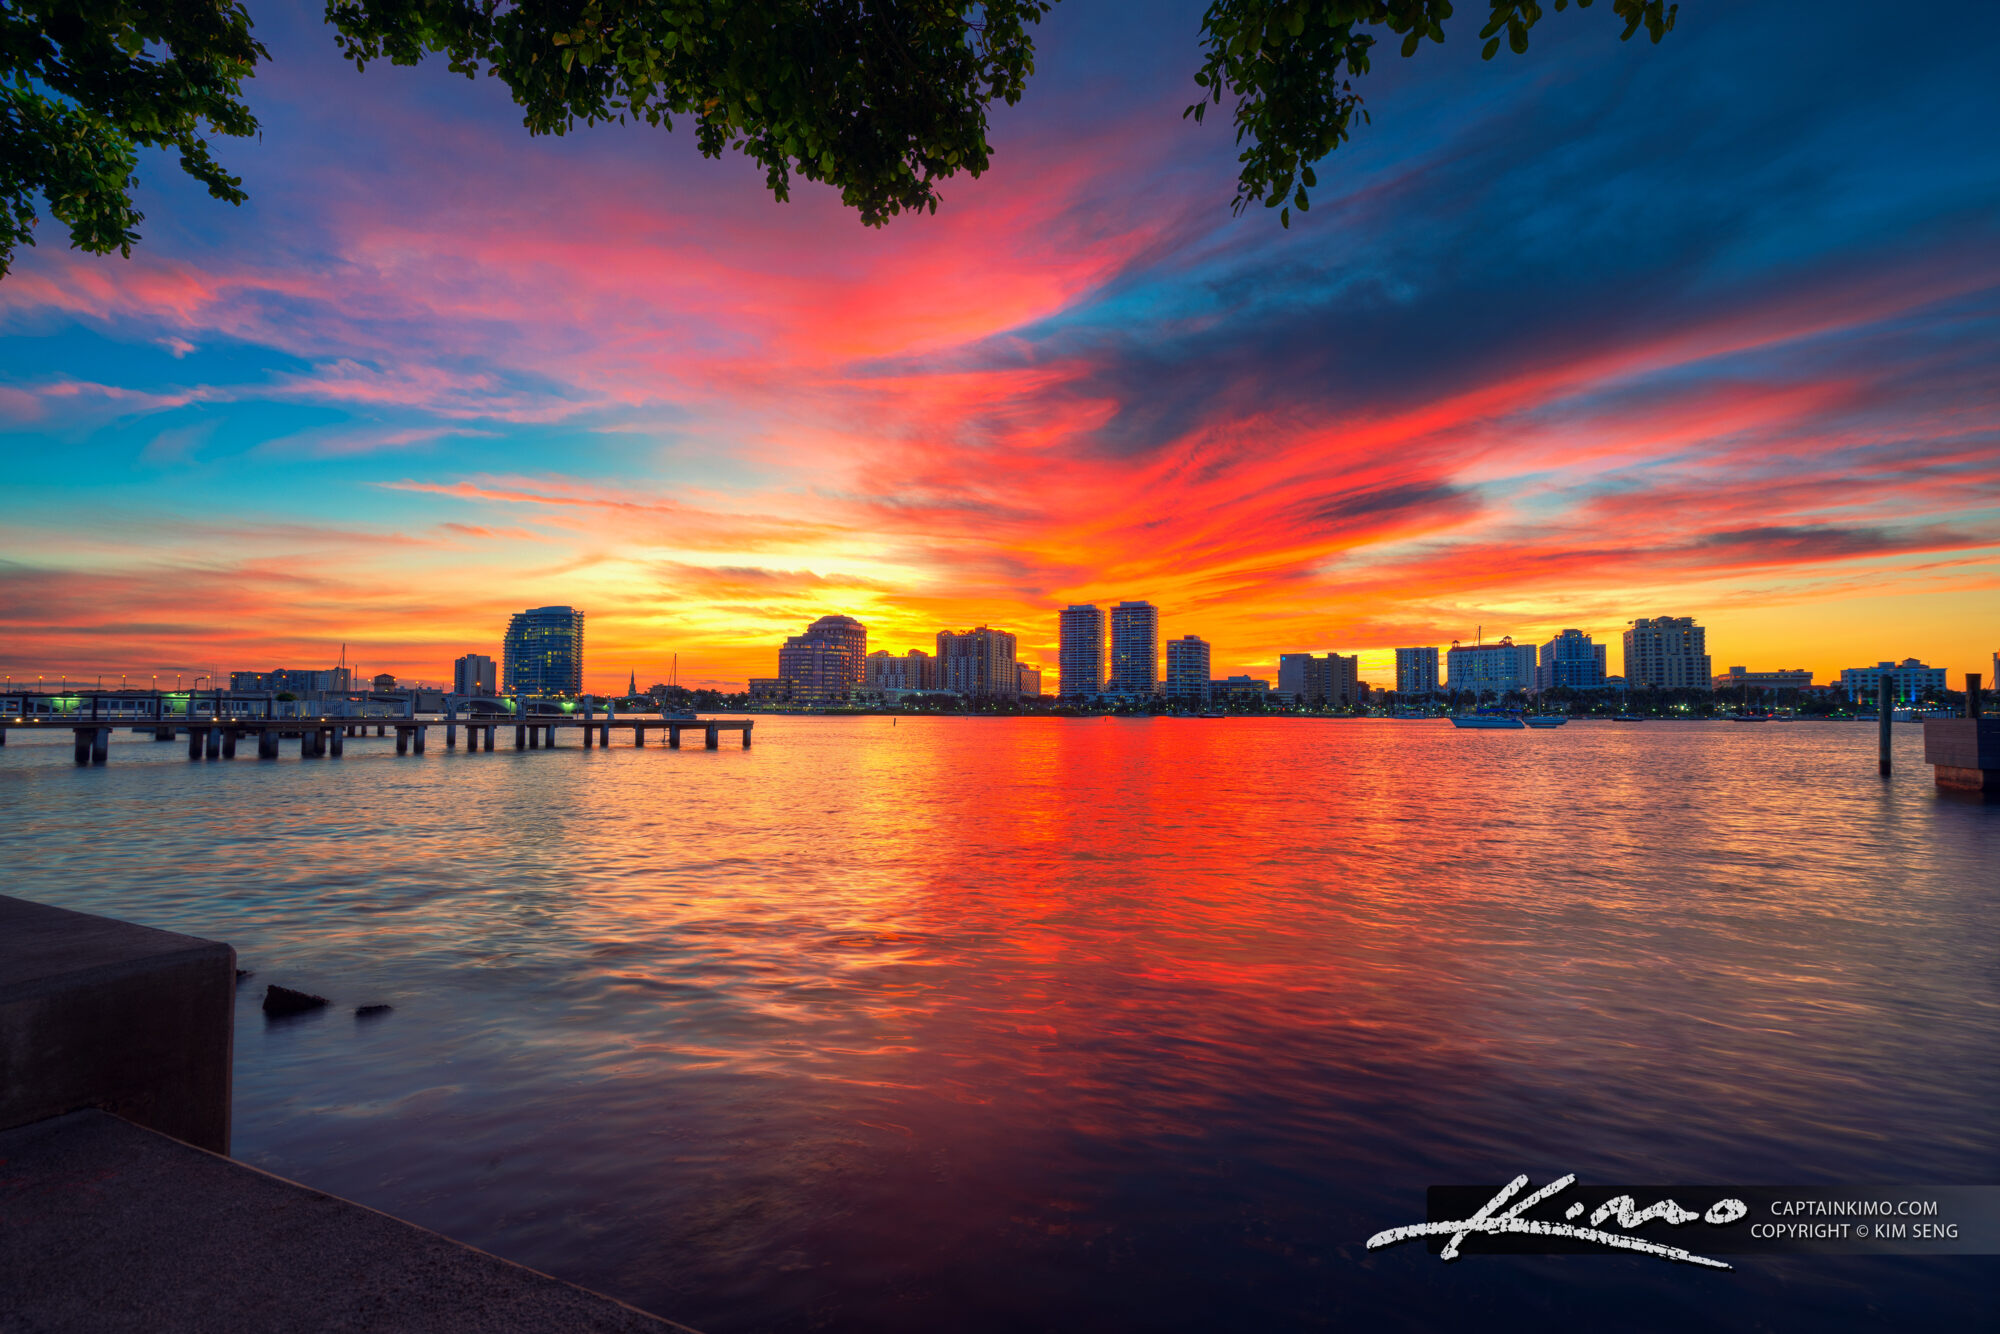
(3, 3, 1996, 696)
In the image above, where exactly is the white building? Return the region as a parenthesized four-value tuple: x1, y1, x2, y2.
(1164, 636, 1211, 704)
(1394, 647, 1439, 696)
(1058, 604, 1105, 699)
(452, 653, 497, 696)
(1623, 617, 1712, 690)
(1107, 601, 1159, 699)
(1839, 659, 1947, 705)
(1446, 639, 1537, 696)
(1535, 630, 1607, 692)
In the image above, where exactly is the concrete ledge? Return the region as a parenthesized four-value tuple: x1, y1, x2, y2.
(0, 1111, 702, 1333)
(0, 897, 233, 1153)
(1922, 717, 2000, 769)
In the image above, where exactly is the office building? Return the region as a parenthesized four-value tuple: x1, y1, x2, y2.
(1108, 601, 1159, 698)
(1839, 659, 1946, 705)
(1535, 630, 1607, 692)
(503, 605, 585, 696)
(1712, 666, 1812, 693)
(936, 625, 1019, 697)
(775, 614, 868, 704)
(1277, 652, 1360, 707)
(452, 653, 497, 696)
(1059, 604, 1106, 699)
(1017, 662, 1044, 697)
(1394, 647, 1439, 697)
(865, 649, 933, 692)
(1446, 638, 1538, 695)
(1164, 636, 1211, 704)
(1623, 616, 1711, 690)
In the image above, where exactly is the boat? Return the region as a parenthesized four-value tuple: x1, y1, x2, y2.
(1613, 713, 1647, 721)
(1727, 713, 1771, 721)
(1523, 715, 1568, 728)
(1197, 711, 1226, 719)
(1450, 714, 1525, 729)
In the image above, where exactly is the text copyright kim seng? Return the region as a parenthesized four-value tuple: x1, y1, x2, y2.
(1366, 1179, 2000, 1269)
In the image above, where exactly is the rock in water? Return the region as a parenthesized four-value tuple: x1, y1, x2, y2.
(354, 1004, 393, 1019)
(263, 984, 328, 1017)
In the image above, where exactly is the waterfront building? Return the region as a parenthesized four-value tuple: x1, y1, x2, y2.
(452, 653, 497, 697)
(1108, 601, 1159, 698)
(1208, 675, 1271, 707)
(1839, 659, 1947, 705)
(1623, 616, 1711, 690)
(747, 678, 791, 703)
(775, 614, 868, 704)
(1164, 636, 1211, 705)
(1017, 662, 1044, 697)
(936, 625, 1019, 697)
(1446, 638, 1537, 696)
(865, 649, 933, 692)
(503, 605, 585, 697)
(1394, 647, 1439, 697)
(1277, 652, 1360, 707)
(1712, 666, 1812, 693)
(1535, 630, 1607, 692)
(1058, 604, 1105, 699)
(227, 667, 352, 695)
(372, 673, 398, 691)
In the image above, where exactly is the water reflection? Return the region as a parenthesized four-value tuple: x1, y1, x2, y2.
(3, 718, 1995, 1330)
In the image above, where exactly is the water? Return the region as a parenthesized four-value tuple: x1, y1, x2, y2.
(3, 718, 1995, 1330)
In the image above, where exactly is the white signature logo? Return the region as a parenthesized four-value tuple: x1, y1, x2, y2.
(1366, 1174, 1749, 1269)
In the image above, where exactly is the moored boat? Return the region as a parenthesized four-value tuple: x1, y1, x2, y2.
(1450, 714, 1525, 729)
(1523, 715, 1568, 728)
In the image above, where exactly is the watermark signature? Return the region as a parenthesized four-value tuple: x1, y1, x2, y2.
(1366, 1174, 1749, 1269)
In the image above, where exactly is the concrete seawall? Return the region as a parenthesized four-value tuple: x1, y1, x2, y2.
(0, 895, 704, 1333)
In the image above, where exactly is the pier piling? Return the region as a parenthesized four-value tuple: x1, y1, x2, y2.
(395, 730, 408, 756)
(258, 731, 278, 759)
(186, 729, 203, 761)
(221, 732, 236, 760)
(1878, 677, 1893, 777)
(705, 724, 719, 750)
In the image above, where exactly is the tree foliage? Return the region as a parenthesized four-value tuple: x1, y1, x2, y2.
(0, 0, 1677, 276)
(1186, 0, 1676, 227)
(1, 0, 265, 275)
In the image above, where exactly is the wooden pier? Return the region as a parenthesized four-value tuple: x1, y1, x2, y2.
(0, 694, 750, 765)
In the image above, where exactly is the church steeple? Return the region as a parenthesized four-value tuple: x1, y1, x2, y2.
(628, 669, 637, 697)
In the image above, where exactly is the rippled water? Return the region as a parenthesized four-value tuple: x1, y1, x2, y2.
(4, 717, 1996, 1330)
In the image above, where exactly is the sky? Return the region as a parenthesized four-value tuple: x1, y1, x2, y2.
(3, 1, 1997, 692)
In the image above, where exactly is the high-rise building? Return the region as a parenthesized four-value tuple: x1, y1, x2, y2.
(1058, 604, 1105, 699)
(1278, 652, 1360, 707)
(1446, 638, 1537, 696)
(776, 614, 868, 704)
(453, 653, 497, 696)
(1394, 647, 1439, 697)
(1164, 636, 1211, 704)
(1108, 601, 1159, 698)
(1839, 659, 1946, 705)
(865, 649, 933, 692)
(1017, 662, 1043, 697)
(1623, 616, 1711, 691)
(503, 606, 585, 696)
(1535, 630, 1607, 692)
(936, 625, 1019, 697)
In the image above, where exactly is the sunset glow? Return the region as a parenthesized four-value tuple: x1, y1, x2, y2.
(4, 3, 1996, 691)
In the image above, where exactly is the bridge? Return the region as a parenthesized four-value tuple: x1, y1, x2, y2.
(0, 693, 752, 765)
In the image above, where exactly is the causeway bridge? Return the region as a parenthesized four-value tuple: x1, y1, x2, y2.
(0, 693, 751, 765)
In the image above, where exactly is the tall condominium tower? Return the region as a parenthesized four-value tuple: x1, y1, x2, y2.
(1058, 604, 1105, 699)
(1108, 601, 1159, 698)
(1623, 616, 1712, 690)
(1164, 635, 1211, 704)
(1394, 647, 1440, 696)
(453, 653, 497, 696)
(936, 625, 1019, 697)
(777, 614, 869, 704)
(503, 606, 585, 696)
(864, 649, 933, 692)
(1535, 630, 1607, 692)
